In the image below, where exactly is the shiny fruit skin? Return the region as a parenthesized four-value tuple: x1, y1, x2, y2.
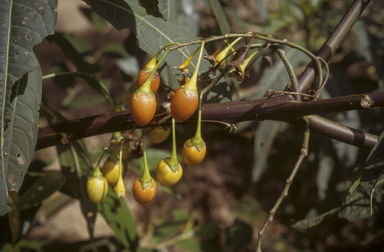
(182, 140, 206, 166)
(130, 92, 156, 126)
(87, 176, 108, 203)
(132, 179, 157, 204)
(156, 159, 183, 186)
(170, 88, 198, 122)
(102, 160, 124, 186)
(137, 69, 160, 93)
(148, 127, 171, 144)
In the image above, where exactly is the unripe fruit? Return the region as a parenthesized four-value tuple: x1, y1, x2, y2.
(148, 126, 171, 144)
(170, 88, 198, 122)
(182, 139, 206, 166)
(102, 159, 125, 186)
(132, 179, 157, 205)
(113, 177, 126, 198)
(86, 176, 108, 203)
(130, 92, 156, 126)
(156, 159, 183, 187)
(137, 69, 160, 93)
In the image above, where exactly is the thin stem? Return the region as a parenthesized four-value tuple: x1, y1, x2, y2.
(275, 47, 301, 95)
(256, 116, 310, 252)
(185, 41, 205, 92)
(142, 47, 174, 92)
(141, 137, 153, 187)
(93, 149, 108, 177)
(171, 33, 322, 88)
(167, 118, 179, 170)
(118, 144, 123, 179)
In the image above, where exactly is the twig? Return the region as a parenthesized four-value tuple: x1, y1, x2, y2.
(256, 117, 310, 252)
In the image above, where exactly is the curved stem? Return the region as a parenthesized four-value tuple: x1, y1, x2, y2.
(256, 116, 310, 252)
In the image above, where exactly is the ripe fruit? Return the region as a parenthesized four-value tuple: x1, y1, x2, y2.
(170, 87, 198, 122)
(130, 91, 156, 126)
(132, 178, 157, 205)
(182, 138, 206, 166)
(137, 69, 160, 93)
(86, 176, 108, 203)
(148, 126, 171, 144)
(102, 159, 125, 186)
(156, 158, 183, 187)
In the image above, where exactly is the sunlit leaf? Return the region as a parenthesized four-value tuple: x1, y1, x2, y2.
(98, 187, 138, 250)
(16, 171, 66, 210)
(57, 137, 97, 239)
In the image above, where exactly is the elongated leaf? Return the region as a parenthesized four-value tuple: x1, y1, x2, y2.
(174, 238, 221, 252)
(152, 209, 189, 244)
(98, 187, 138, 250)
(247, 48, 302, 100)
(57, 140, 97, 239)
(48, 33, 118, 110)
(208, 0, 231, 34)
(292, 130, 384, 229)
(0, 0, 57, 216)
(16, 171, 65, 210)
(252, 121, 287, 183)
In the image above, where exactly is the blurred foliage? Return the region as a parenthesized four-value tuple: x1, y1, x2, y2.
(1, 0, 384, 252)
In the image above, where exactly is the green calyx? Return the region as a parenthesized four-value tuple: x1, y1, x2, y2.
(164, 157, 181, 173)
(111, 131, 124, 145)
(167, 118, 181, 172)
(92, 149, 107, 178)
(188, 137, 206, 152)
(184, 41, 205, 95)
(144, 57, 156, 73)
(140, 146, 154, 188)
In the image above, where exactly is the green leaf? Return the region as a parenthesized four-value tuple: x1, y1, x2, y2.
(292, 130, 384, 229)
(84, 0, 210, 76)
(0, 0, 58, 216)
(174, 238, 221, 252)
(48, 33, 118, 110)
(152, 209, 189, 244)
(57, 139, 97, 239)
(208, 0, 231, 34)
(194, 224, 224, 238)
(158, 0, 171, 20)
(80, 7, 108, 31)
(98, 187, 138, 250)
(61, 33, 93, 55)
(252, 121, 288, 183)
(225, 219, 253, 251)
(16, 171, 66, 210)
(247, 48, 302, 101)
